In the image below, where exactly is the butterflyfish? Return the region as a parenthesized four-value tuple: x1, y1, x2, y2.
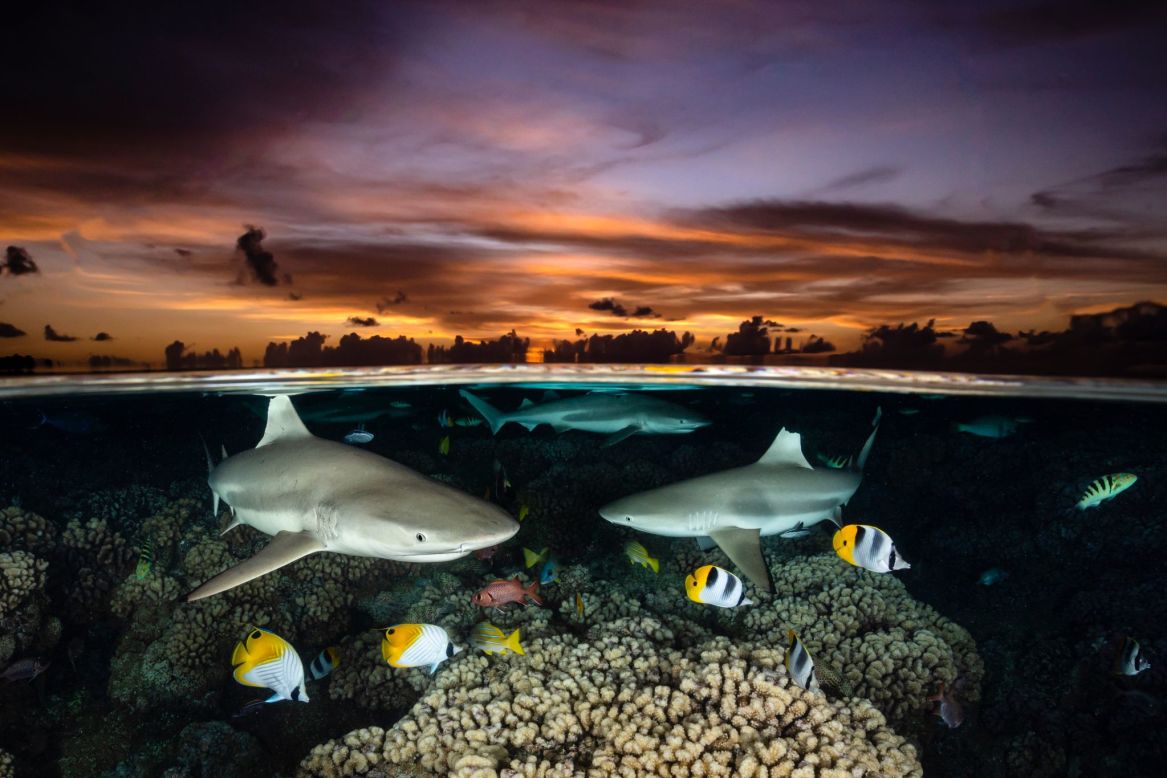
(685, 564, 752, 609)
(1077, 473, 1136, 510)
(624, 540, 660, 573)
(381, 624, 460, 674)
(308, 646, 340, 681)
(1114, 636, 1151, 676)
(785, 630, 817, 691)
(470, 622, 524, 656)
(833, 524, 911, 573)
(231, 627, 308, 703)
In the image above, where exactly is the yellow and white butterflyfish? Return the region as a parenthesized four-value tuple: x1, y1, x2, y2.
(785, 630, 817, 691)
(470, 622, 525, 655)
(685, 564, 752, 608)
(833, 524, 910, 573)
(1076, 473, 1137, 510)
(231, 627, 308, 703)
(381, 623, 460, 674)
(623, 540, 660, 573)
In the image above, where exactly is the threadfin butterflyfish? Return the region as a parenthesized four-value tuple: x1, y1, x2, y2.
(1077, 473, 1136, 510)
(785, 630, 817, 691)
(381, 624, 460, 674)
(833, 524, 910, 573)
(1114, 636, 1151, 676)
(685, 564, 752, 609)
(470, 622, 524, 656)
(624, 540, 659, 573)
(231, 627, 308, 703)
(307, 646, 340, 680)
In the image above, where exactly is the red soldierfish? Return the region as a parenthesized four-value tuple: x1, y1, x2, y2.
(472, 577, 542, 608)
(928, 681, 965, 728)
(1, 657, 50, 682)
(474, 544, 501, 561)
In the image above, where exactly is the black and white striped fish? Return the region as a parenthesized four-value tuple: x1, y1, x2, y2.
(1113, 636, 1151, 676)
(307, 646, 340, 681)
(1077, 473, 1137, 510)
(785, 630, 817, 691)
(685, 564, 752, 608)
(833, 524, 911, 573)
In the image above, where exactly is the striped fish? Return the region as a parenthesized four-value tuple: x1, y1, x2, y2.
(381, 624, 460, 674)
(1114, 636, 1151, 676)
(685, 564, 752, 609)
(135, 539, 152, 580)
(231, 628, 308, 703)
(833, 524, 910, 573)
(307, 646, 340, 681)
(1077, 473, 1137, 510)
(624, 540, 660, 573)
(785, 630, 817, 691)
(470, 622, 524, 655)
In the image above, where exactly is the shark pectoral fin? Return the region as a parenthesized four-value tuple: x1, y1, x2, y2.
(186, 531, 325, 601)
(219, 514, 243, 536)
(603, 425, 641, 447)
(709, 527, 773, 593)
(695, 536, 718, 552)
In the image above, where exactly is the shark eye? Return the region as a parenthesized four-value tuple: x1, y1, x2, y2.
(625, 516, 632, 522)
(416, 532, 427, 542)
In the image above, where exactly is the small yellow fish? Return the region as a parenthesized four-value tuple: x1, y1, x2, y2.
(517, 504, 530, 522)
(231, 627, 308, 703)
(523, 547, 549, 569)
(624, 540, 660, 573)
(438, 435, 450, 456)
(381, 623, 460, 674)
(575, 592, 585, 619)
(1077, 473, 1136, 510)
(135, 539, 153, 580)
(470, 622, 524, 655)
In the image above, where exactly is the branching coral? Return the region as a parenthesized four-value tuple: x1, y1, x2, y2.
(299, 616, 922, 777)
(0, 550, 57, 665)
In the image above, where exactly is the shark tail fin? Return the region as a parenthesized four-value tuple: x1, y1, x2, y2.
(854, 407, 882, 471)
(458, 389, 506, 435)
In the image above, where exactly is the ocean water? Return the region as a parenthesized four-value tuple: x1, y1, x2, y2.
(0, 366, 1163, 778)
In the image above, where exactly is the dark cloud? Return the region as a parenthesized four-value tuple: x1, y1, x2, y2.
(589, 298, 660, 318)
(818, 166, 901, 193)
(236, 225, 284, 287)
(174, 248, 192, 258)
(263, 331, 421, 368)
(44, 324, 78, 342)
(164, 341, 243, 371)
(376, 291, 409, 313)
(723, 316, 773, 356)
(0, 323, 26, 338)
(288, 292, 303, 301)
(3, 246, 39, 275)
(544, 329, 695, 364)
(88, 354, 140, 369)
(1031, 142, 1167, 222)
(977, 1, 1167, 44)
(428, 331, 529, 364)
(347, 316, 379, 327)
(801, 335, 836, 353)
(92, 332, 113, 341)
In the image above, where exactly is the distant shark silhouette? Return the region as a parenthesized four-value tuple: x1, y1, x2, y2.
(599, 410, 880, 592)
(459, 388, 709, 446)
(187, 396, 519, 601)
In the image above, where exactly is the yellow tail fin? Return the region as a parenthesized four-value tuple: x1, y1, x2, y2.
(648, 557, 660, 574)
(508, 628, 525, 656)
(523, 547, 547, 568)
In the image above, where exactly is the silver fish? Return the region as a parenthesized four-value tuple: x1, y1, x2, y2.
(1, 657, 50, 682)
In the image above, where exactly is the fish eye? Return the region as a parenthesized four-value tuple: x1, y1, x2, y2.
(387, 628, 395, 635)
(250, 630, 262, 640)
(416, 532, 427, 542)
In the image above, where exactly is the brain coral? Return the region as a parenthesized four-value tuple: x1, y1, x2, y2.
(299, 615, 922, 777)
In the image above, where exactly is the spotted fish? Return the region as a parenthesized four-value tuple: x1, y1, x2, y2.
(833, 524, 910, 573)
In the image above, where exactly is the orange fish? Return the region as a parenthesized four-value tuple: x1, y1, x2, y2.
(471, 578, 542, 608)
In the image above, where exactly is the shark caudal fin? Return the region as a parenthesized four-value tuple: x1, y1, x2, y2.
(186, 530, 325, 601)
(854, 407, 882, 471)
(458, 389, 507, 434)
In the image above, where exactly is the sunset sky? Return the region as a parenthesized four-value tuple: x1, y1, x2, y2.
(1, 0, 1165, 366)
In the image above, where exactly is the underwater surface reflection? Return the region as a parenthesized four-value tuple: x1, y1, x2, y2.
(0, 367, 1163, 777)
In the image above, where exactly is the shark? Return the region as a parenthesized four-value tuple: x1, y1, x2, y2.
(598, 409, 881, 593)
(458, 389, 709, 446)
(187, 395, 519, 601)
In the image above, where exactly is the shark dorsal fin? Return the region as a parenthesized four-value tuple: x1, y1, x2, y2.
(758, 428, 812, 469)
(257, 396, 313, 447)
(519, 398, 535, 409)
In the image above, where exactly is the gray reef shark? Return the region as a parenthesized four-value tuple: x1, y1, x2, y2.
(459, 389, 709, 446)
(599, 410, 881, 592)
(187, 396, 519, 601)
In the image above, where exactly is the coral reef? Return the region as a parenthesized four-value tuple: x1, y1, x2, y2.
(0, 549, 58, 665)
(300, 616, 922, 777)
